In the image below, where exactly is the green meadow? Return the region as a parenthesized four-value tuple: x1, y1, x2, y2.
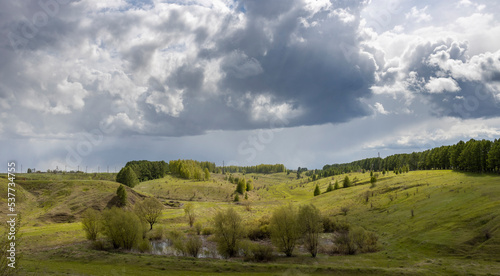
(1, 169, 499, 275)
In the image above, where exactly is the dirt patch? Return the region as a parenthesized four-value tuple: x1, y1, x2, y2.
(40, 212, 76, 223)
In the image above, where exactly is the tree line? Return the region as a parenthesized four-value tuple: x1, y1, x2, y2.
(82, 201, 379, 259)
(222, 164, 286, 174)
(168, 159, 212, 181)
(321, 138, 500, 175)
(125, 160, 169, 182)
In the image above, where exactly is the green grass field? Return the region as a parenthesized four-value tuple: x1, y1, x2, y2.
(1, 170, 499, 275)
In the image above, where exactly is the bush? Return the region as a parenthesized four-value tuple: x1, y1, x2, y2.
(137, 238, 152, 253)
(91, 239, 106, 250)
(322, 216, 350, 233)
(242, 241, 275, 262)
(269, 204, 300, 257)
(201, 227, 214, 236)
(340, 206, 349, 216)
(116, 185, 127, 207)
(248, 224, 271, 241)
(194, 222, 203, 235)
(184, 203, 196, 227)
(213, 208, 244, 258)
(360, 230, 379, 253)
(185, 235, 203, 258)
(298, 204, 323, 257)
(147, 224, 166, 240)
(332, 227, 379, 255)
(167, 230, 186, 255)
(81, 208, 101, 241)
(102, 207, 142, 250)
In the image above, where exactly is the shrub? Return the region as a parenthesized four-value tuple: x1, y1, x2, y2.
(81, 208, 101, 241)
(269, 204, 300, 257)
(332, 227, 379, 255)
(147, 224, 166, 240)
(116, 185, 127, 207)
(137, 238, 152, 253)
(340, 206, 349, 216)
(323, 218, 351, 233)
(102, 207, 142, 250)
(332, 231, 357, 255)
(185, 235, 203, 258)
(194, 222, 203, 235)
(213, 208, 244, 258)
(167, 230, 186, 255)
(360, 230, 379, 253)
(201, 227, 214, 236)
(184, 202, 196, 227)
(91, 239, 106, 250)
(298, 204, 323, 257)
(248, 224, 270, 241)
(242, 241, 275, 262)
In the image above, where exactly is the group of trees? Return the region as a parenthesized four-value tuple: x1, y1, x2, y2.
(82, 198, 379, 259)
(169, 160, 212, 181)
(210, 203, 377, 259)
(320, 138, 500, 176)
(125, 160, 169, 182)
(211, 204, 322, 258)
(223, 164, 286, 174)
(116, 160, 168, 187)
(227, 175, 254, 195)
(82, 197, 164, 250)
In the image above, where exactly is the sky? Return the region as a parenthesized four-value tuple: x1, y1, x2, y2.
(1, 0, 500, 172)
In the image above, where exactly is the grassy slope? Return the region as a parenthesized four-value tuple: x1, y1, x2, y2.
(1, 171, 500, 275)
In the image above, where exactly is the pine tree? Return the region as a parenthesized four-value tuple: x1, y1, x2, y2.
(370, 175, 377, 188)
(334, 180, 339, 190)
(234, 194, 240, 202)
(313, 184, 321, 196)
(326, 182, 333, 192)
(116, 185, 127, 207)
(343, 176, 351, 188)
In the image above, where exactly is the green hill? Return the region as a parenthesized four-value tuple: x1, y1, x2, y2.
(1, 170, 499, 275)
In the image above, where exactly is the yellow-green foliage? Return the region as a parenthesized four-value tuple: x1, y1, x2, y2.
(3, 170, 500, 275)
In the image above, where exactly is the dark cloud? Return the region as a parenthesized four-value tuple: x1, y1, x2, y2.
(2, 0, 500, 172)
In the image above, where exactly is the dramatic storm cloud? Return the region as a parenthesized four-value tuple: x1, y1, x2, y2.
(1, 0, 499, 171)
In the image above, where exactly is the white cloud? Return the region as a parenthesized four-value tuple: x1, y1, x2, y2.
(405, 6, 432, 23)
(250, 94, 302, 122)
(145, 89, 185, 117)
(373, 102, 389, 114)
(424, 77, 461, 93)
(457, 0, 473, 7)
